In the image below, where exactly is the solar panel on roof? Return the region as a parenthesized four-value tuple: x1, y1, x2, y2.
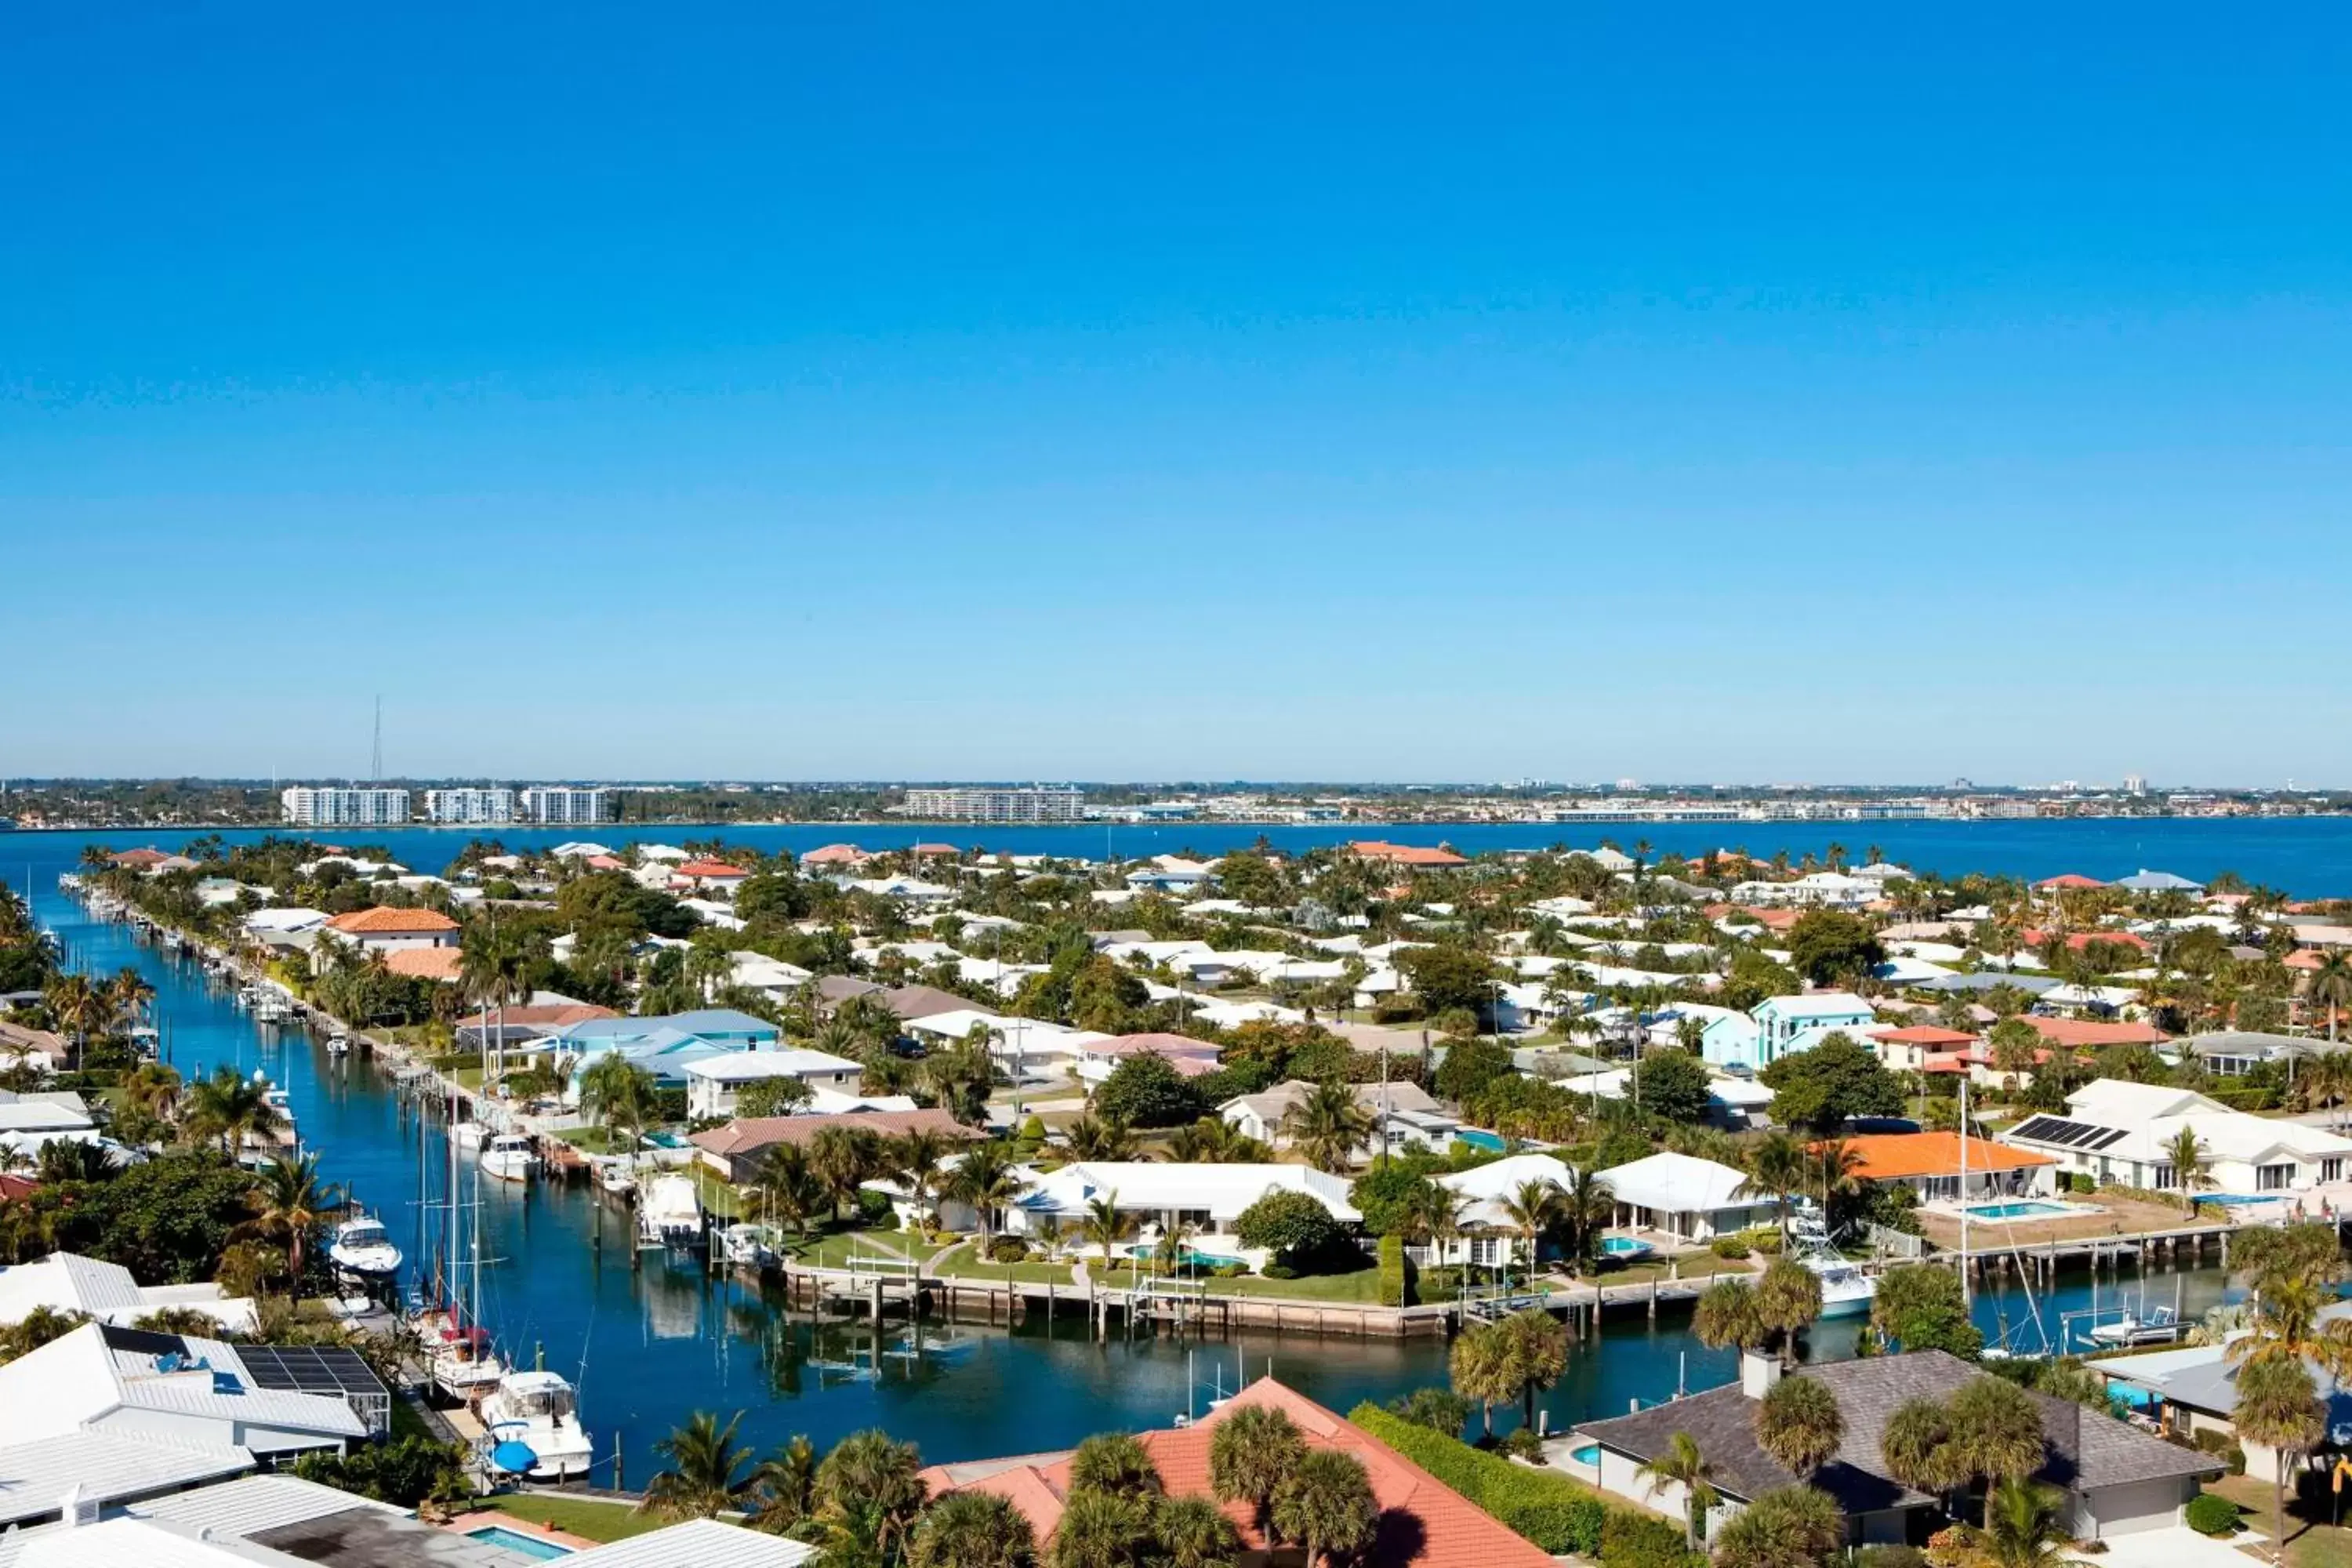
(234, 1344, 385, 1400)
(2011, 1116, 2065, 1141)
(2092, 1128, 2129, 1150)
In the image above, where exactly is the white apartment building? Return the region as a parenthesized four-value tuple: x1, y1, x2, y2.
(422, 787, 516, 824)
(901, 785, 1083, 822)
(520, 786, 610, 825)
(279, 786, 409, 826)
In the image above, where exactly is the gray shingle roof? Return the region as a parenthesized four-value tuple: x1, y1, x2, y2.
(1576, 1352, 2218, 1512)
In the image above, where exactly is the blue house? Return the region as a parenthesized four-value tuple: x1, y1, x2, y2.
(545, 1008, 783, 1098)
(1702, 993, 1876, 1073)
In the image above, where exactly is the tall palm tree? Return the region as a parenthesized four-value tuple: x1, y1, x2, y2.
(1081, 1192, 1128, 1264)
(810, 1428, 927, 1563)
(2234, 1355, 2325, 1564)
(638, 1410, 752, 1520)
(2307, 952, 2352, 1044)
(1555, 1165, 1616, 1275)
(1279, 1080, 1373, 1174)
(1753, 1374, 1843, 1481)
(107, 967, 154, 1031)
(1207, 1404, 1305, 1540)
(1447, 1322, 1518, 1440)
(684, 941, 733, 1002)
(183, 1064, 281, 1158)
(1753, 1256, 1824, 1370)
(120, 1062, 183, 1124)
(909, 1490, 1039, 1568)
(1635, 1430, 1717, 1549)
(1813, 1137, 1867, 1228)
(1692, 1277, 1769, 1358)
(1943, 1375, 2047, 1528)
(1152, 1495, 1241, 1568)
(755, 1142, 827, 1239)
(746, 1434, 819, 1534)
(577, 1053, 657, 1157)
(1878, 1395, 1962, 1500)
(892, 1127, 954, 1228)
(1495, 1178, 1563, 1276)
(241, 1152, 343, 1294)
(944, 1140, 1025, 1250)
(1500, 1307, 1568, 1430)
(1746, 1131, 1808, 1243)
(1270, 1449, 1377, 1568)
(2164, 1126, 2212, 1210)
(1064, 1112, 1139, 1163)
(1050, 1487, 1156, 1568)
(808, 1123, 876, 1223)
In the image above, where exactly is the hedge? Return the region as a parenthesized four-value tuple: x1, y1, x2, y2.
(1378, 1234, 1409, 1307)
(2183, 1494, 2240, 1535)
(1348, 1404, 1701, 1567)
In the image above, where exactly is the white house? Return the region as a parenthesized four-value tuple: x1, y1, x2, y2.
(1999, 1078, 2352, 1196)
(0, 1091, 101, 1161)
(1595, 1150, 1779, 1243)
(0, 1253, 255, 1336)
(1420, 1153, 1577, 1268)
(1219, 1080, 1450, 1162)
(682, 1048, 864, 1119)
(1003, 1160, 1359, 1265)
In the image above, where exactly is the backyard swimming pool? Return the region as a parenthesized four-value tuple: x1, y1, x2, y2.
(1600, 1236, 1654, 1258)
(466, 1527, 574, 1560)
(1455, 1130, 1508, 1152)
(1964, 1201, 2077, 1221)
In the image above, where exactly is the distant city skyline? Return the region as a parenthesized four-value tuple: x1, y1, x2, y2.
(5, 7, 2349, 781)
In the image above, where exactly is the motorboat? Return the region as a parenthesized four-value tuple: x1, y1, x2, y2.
(1797, 1244, 1877, 1319)
(637, 1174, 703, 1250)
(480, 1133, 539, 1184)
(719, 1222, 779, 1269)
(325, 1030, 351, 1058)
(481, 1368, 596, 1483)
(450, 1120, 489, 1152)
(328, 1214, 404, 1276)
(597, 1160, 637, 1198)
(2087, 1306, 2183, 1348)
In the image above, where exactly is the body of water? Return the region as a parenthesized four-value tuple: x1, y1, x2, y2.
(0, 824, 2263, 1483)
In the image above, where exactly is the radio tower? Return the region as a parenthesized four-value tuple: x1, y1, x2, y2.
(371, 695, 383, 783)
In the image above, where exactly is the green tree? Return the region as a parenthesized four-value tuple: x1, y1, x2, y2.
(1093, 1053, 1209, 1128)
(1279, 1080, 1374, 1174)
(638, 1410, 752, 1520)
(1634, 1430, 1716, 1549)
(1208, 1404, 1305, 1540)
(1711, 1485, 1844, 1568)
(810, 1428, 927, 1565)
(1753, 1257, 1824, 1370)
(1151, 1495, 1242, 1568)
(735, 1076, 814, 1119)
(1396, 945, 1499, 1017)
(577, 1053, 659, 1155)
(1943, 1375, 2048, 1528)
(1633, 1048, 1715, 1124)
(1432, 1036, 1514, 1104)
(909, 1490, 1039, 1568)
(1756, 1033, 1902, 1134)
(2233, 1355, 2325, 1564)
(1448, 1322, 1518, 1440)
(1754, 1374, 1843, 1480)
(239, 1151, 344, 1298)
(1270, 1449, 1377, 1568)
(1786, 911, 1886, 987)
(1499, 1307, 1569, 1430)
(1868, 1264, 1984, 1357)
(1067, 1432, 1161, 1500)
(181, 1064, 281, 1158)
(1233, 1189, 1341, 1262)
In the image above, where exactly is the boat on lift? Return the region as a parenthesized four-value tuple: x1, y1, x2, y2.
(328, 1212, 404, 1276)
(325, 1029, 351, 1058)
(481, 1366, 596, 1483)
(1796, 1241, 1877, 1319)
(637, 1174, 704, 1250)
(480, 1132, 539, 1184)
(2086, 1305, 2184, 1348)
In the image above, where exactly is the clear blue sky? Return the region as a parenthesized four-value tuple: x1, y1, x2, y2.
(5, 4, 2350, 786)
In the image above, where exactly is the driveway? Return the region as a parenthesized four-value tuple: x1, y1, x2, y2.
(2067, 1525, 2267, 1568)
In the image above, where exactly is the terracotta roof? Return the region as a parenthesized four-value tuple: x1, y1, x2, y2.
(921, 1378, 1552, 1567)
(0, 1174, 38, 1203)
(1828, 1132, 2056, 1181)
(381, 947, 465, 981)
(674, 859, 750, 878)
(1346, 840, 1470, 868)
(458, 1004, 621, 1029)
(584, 855, 629, 872)
(802, 844, 869, 865)
(2020, 1016, 2168, 1047)
(108, 848, 170, 867)
(691, 1109, 979, 1159)
(325, 906, 461, 935)
(909, 844, 960, 857)
(1096, 1032, 1222, 1058)
(1867, 1025, 1980, 1046)
(2034, 873, 2107, 890)
(2026, 927, 2151, 953)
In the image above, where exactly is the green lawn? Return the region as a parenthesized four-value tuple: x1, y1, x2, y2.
(932, 1257, 1082, 1285)
(2212, 1474, 2352, 1568)
(474, 1494, 664, 1543)
(1205, 1267, 1387, 1303)
(777, 1229, 946, 1270)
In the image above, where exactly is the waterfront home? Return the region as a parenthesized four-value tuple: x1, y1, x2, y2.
(1595, 1150, 1777, 1243)
(1346, 840, 1472, 870)
(683, 1047, 864, 1119)
(0, 1252, 255, 1335)
(1701, 992, 1876, 1073)
(2091, 1314, 2352, 1483)
(455, 1000, 619, 1050)
(1998, 1078, 2352, 1196)
(546, 1007, 783, 1096)
(2180, 1028, 2323, 1076)
(1421, 1152, 1575, 1268)
(0, 1019, 67, 1073)
(800, 843, 870, 869)
(1831, 1132, 2057, 1203)
(0, 1323, 378, 1465)
(1575, 1349, 2220, 1544)
(669, 858, 750, 895)
(318, 906, 459, 953)
(1003, 1161, 1359, 1257)
(379, 946, 463, 982)
(1728, 871, 1878, 909)
(1218, 1079, 1450, 1161)
(691, 1108, 978, 1184)
(918, 1377, 1551, 1568)
(0, 1091, 101, 1161)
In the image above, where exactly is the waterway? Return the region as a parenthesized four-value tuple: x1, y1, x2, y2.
(0, 825, 2267, 1484)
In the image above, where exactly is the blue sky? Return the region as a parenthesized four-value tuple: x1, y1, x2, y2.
(5, 4, 2350, 786)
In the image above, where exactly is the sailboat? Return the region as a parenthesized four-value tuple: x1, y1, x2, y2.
(409, 1087, 510, 1401)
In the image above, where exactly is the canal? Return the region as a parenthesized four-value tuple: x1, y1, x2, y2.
(3, 829, 2250, 1486)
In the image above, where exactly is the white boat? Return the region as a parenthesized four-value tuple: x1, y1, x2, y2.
(637, 1174, 703, 1250)
(328, 1214, 404, 1276)
(325, 1031, 351, 1058)
(2087, 1306, 2183, 1348)
(411, 1304, 510, 1400)
(481, 1368, 596, 1483)
(597, 1160, 637, 1197)
(450, 1120, 489, 1152)
(480, 1133, 539, 1184)
(719, 1222, 778, 1268)
(1798, 1246, 1877, 1319)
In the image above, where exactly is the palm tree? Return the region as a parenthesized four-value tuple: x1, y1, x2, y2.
(1050, 1487, 1156, 1568)
(1555, 1164, 1617, 1275)
(183, 1064, 281, 1158)
(120, 1062, 183, 1124)
(1753, 1257, 1824, 1370)
(1878, 1395, 1961, 1500)
(241, 1152, 343, 1295)
(1081, 1192, 1128, 1264)
(1064, 1112, 1140, 1162)
(1279, 1080, 1373, 1174)
(1208, 1403, 1305, 1540)
(1813, 1137, 1867, 1229)
(944, 1140, 1025, 1250)
(2234, 1355, 2325, 1563)
(1067, 1432, 1160, 1499)
(1981, 1476, 2071, 1568)
(1500, 1307, 1568, 1431)
(1270, 1449, 1377, 1568)
(746, 1433, 818, 1534)
(891, 1127, 955, 1229)
(577, 1053, 657, 1157)
(1746, 1131, 1808, 1243)
(1711, 1485, 1844, 1568)
(2307, 952, 2352, 1044)
(1152, 1494, 1240, 1568)
(639, 1410, 752, 1519)
(810, 1428, 927, 1563)
(909, 1490, 1039, 1568)
(808, 1123, 876, 1223)
(1943, 1375, 2048, 1528)
(1495, 1178, 1563, 1276)
(2164, 1125, 2212, 1210)
(1634, 1430, 1715, 1549)
(755, 1142, 827, 1239)
(107, 967, 154, 1030)
(1753, 1374, 1843, 1480)
(1448, 1322, 1518, 1440)
(684, 942, 733, 1002)
(1692, 1277, 1769, 1358)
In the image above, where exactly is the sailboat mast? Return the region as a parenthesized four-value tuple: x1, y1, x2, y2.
(1959, 1078, 1972, 1309)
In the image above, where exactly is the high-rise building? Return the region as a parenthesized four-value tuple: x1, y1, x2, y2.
(281, 786, 411, 826)
(423, 788, 517, 825)
(519, 786, 610, 825)
(2123, 774, 2147, 796)
(901, 785, 1084, 823)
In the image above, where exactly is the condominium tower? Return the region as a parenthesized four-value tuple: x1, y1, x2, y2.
(901, 785, 1084, 823)
(281, 786, 412, 826)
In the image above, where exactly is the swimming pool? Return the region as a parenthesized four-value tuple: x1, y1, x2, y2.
(642, 1130, 691, 1149)
(2196, 1193, 2288, 1207)
(1570, 1443, 1601, 1467)
(466, 1526, 575, 1560)
(1964, 1201, 2075, 1221)
(1456, 1130, 1508, 1152)
(1600, 1236, 1653, 1258)
(1124, 1243, 1243, 1269)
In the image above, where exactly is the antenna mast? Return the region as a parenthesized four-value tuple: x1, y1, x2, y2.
(372, 695, 383, 782)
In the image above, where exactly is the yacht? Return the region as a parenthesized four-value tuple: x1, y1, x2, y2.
(328, 1213, 404, 1277)
(481, 1368, 596, 1483)
(1798, 1244, 1877, 1319)
(637, 1174, 704, 1250)
(325, 1030, 351, 1058)
(480, 1133, 539, 1184)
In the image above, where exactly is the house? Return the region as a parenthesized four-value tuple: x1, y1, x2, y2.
(0, 1252, 255, 1335)
(2015, 1015, 2166, 1050)
(690, 1108, 980, 1184)
(844, 876, 955, 904)
(546, 1008, 783, 1095)
(1831, 1133, 2058, 1203)
(1218, 1080, 1450, 1161)
(902, 1008, 1095, 1082)
(670, 858, 750, 895)
(1595, 1150, 1779, 1243)
(318, 906, 459, 953)
(1998, 1078, 2352, 1196)
(2035, 873, 2107, 891)
(681, 1048, 865, 1119)
(800, 844, 869, 869)
(1003, 1162, 1360, 1260)
(2182, 1029, 2322, 1076)
(0, 1091, 102, 1160)
(1865, 1025, 1980, 1073)
(1576, 1349, 2220, 1544)
(0, 1322, 379, 1465)
(2115, 869, 2205, 893)
(1071, 1032, 1223, 1087)
(917, 1378, 1552, 1568)
(1423, 1152, 1577, 1268)
(1702, 993, 1876, 1073)
(455, 1001, 619, 1051)
(1122, 855, 1217, 893)
(2092, 1315, 2352, 1483)
(379, 947, 463, 982)
(1345, 840, 1471, 870)
(0, 1020, 68, 1072)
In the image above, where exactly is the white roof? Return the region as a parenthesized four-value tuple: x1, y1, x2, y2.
(1190, 1000, 1306, 1027)
(0, 1324, 366, 1446)
(0, 1254, 146, 1324)
(1018, 1161, 1360, 1222)
(1759, 991, 1874, 1019)
(1436, 1154, 1576, 1226)
(129, 1473, 403, 1534)
(566, 1519, 817, 1568)
(681, 1050, 861, 1083)
(1595, 1151, 1759, 1214)
(0, 1432, 255, 1529)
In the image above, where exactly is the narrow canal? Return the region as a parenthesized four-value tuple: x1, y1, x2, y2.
(3, 829, 2250, 1486)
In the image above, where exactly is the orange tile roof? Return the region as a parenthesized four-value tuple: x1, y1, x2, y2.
(675, 858, 749, 878)
(2026, 927, 2151, 953)
(108, 848, 170, 867)
(1347, 840, 1471, 868)
(1869, 1025, 1980, 1045)
(325, 906, 461, 934)
(382, 947, 465, 981)
(921, 1379, 1552, 1567)
(803, 844, 868, 864)
(458, 1004, 620, 1028)
(2020, 1016, 2167, 1047)
(909, 843, 961, 857)
(2035, 873, 2107, 890)
(1829, 1132, 2056, 1181)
